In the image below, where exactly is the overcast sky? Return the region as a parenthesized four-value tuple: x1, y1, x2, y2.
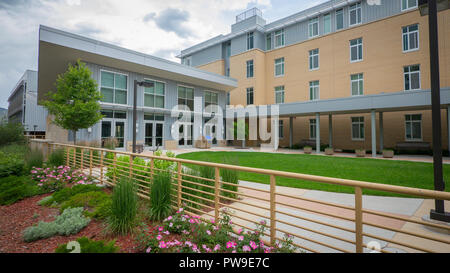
(0, 0, 327, 108)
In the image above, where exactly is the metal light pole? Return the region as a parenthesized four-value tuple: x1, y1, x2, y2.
(133, 80, 154, 154)
(419, 0, 450, 222)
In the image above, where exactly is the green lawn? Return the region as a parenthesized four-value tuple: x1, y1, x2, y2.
(176, 151, 450, 197)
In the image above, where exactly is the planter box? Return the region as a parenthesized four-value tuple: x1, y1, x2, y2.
(325, 148, 334, 155)
(383, 150, 394, 158)
(304, 147, 313, 154)
(355, 149, 366, 157)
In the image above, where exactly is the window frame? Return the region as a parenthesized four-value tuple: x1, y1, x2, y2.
(274, 29, 285, 48)
(349, 2, 362, 27)
(336, 8, 344, 31)
(351, 73, 364, 96)
(309, 48, 320, 71)
(247, 32, 254, 50)
(204, 90, 219, 113)
(323, 13, 332, 34)
(275, 86, 285, 104)
(246, 87, 254, 105)
(266, 33, 272, 51)
(309, 80, 320, 101)
(308, 17, 320, 38)
(142, 78, 166, 109)
(351, 117, 365, 141)
(402, 24, 420, 53)
(401, 0, 418, 11)
(177, 84, 195, 111)
(274, 57, 285, 77)
(350, 38, 363, 63)
(404, 64, 421, 91)
(99, 69, 129, 105)
(246, 60, 254, 78)
(405, 114, 422, 141)
(279, 120, 284, 139)
(309, 119, 316, 140)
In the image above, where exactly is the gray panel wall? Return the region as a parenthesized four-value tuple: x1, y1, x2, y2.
(190, 43, 222, 67)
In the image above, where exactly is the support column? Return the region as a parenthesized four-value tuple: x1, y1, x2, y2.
(316, 113, 320, 154)
(379, 112, 384, 152)
(328, 114, 333, 148)
(289, 117, 294, 148)
(371, 110, 377, 158)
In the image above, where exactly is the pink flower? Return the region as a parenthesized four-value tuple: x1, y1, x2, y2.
(238, 236, 244, 241)
(146, 247, 151, 253)
(158, 226, 164, 232)
(237, 229, 242, 234)
(163, 231, 170, 235)
(158, 241, 167, 249)
(214, 244, 220, 251)
(226, 241, 237, 249)
(242, 245, 251, 252)
(206, 230, 211, 235)
(156, 235, 162, 241)
(250, 241, 258, 250)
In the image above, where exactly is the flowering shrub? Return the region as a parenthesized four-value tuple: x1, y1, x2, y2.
(30, 166, 93, 192)
(136, 208, 297, 253)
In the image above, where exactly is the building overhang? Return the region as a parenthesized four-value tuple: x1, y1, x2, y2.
(38, 25, 237, 104)
(229, 88, 450, 118)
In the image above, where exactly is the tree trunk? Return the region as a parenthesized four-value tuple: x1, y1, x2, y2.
(73, 130, 77, 145)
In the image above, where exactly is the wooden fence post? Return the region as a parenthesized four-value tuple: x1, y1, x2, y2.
(150, 158, 154, 182)
(100, 151, 104, 185)
(80, 148, 84, 170)
(113, 152, 117, 185)
(73, 148, 76, 168)
(355, 186, 363, 253)
(66, 146, 69, 166)
(177, 162, 182, 208)
(215, 167, 220, 225)
(129, 155, 133, 179)
(270, 174, 276, 246)
(89, 150, 93, 176)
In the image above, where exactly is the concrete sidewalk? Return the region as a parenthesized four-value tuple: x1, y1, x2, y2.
(207, 180, 450, 253)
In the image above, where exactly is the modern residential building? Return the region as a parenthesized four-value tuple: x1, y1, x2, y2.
(7, 70, 47, 137)
(38, 25, 237, 150)
(179, 0, 450, 155)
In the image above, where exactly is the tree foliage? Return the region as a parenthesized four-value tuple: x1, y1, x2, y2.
(44, 60, 103, 144)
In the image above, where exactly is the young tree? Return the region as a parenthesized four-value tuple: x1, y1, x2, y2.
(231, 119, 249, 148)
(44, 60, 103, 144)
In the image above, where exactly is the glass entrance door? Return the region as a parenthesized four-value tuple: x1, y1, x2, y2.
(145, 122, 164, 148)
(178, 123, 193, 147)
(145, 123, 153, 147)
(115, 121, 125, 148)
(101, 121, 112, 147)
(101, 120, 125, 148)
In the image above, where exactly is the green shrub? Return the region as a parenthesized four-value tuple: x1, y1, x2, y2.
(220, 157, 239, 199)
(38, 195, 54, 206)
(0, 176, 41, 205)
(60, 191, 111, 219)
(198, 166, 215, 201)
(55, 237, 118, 253)
(0, 151, 25, 178)
(149, 171, 172, 221)
(40, 184, 103, 206)
(47, 149, 66, 167)
(0, 122, 25, 146)
(108, 178, 138, 235)
(22, 207, 90, 242)
(153, 150, 176, 171)
(25, 149, 44, 171)
(181, 168, 203, 210)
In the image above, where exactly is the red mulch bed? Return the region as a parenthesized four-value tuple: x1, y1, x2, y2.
(0, 193, 141, 253)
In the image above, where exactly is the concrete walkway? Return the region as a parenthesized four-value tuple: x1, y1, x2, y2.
(205, 180, 450, 253)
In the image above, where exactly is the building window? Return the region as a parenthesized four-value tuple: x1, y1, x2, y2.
(336, 9, 344, 30)
(324, 13, 331, 34)
(182, 57, 192, 66)
(247, 32, 254, 50)
(275, 29, 285, 48)
(100, 71, 128, 105)
(351, 117, 365, 140)
(143, 80, 165, 109)
(279, 120, 284, 139)
(405, 114, 422, 140)
(177, 86, 194, 111)
(349, 2, 362, 26)
(309, 81, 320, 101)
(350, 38, 363, 62)
(309, 119, 316, 139)
(309, 17, 319, 38)
(266, 34, 272, 50)
(226, 93, 230, 105)
(246, 60, 254, 78)
(403, 24, 419, 52)
(204, 91, 219, 113)
(275, 86, 285, 104)
(402, 0, 418, 11)
(309, 48, 319, 70)
(226, 68, 230, 77)
(246, 87, 254, 105)
(404, 65, 421, 91)
(275, 57, 285, 77)
(351, 73, 364, 96)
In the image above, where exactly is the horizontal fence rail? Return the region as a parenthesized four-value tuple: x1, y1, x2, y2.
(45, 142, 450, 253)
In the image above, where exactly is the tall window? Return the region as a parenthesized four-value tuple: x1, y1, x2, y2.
(309, 81, 320, 101)
(279, 120, 284, 139)
(402, 0, 418, 11)
(177, 86, 194, 111)
(349, 2, 362, 26)
(226, 93, 230, 105)
(309, 48, 319, 70)
(275, 86, 285, 104)
(275, 29, 285, 48)
(404, 65, 421, 91)
(204, 91, 218, 113)
(143, 80, 165, 108)
(403, 24, 419, 52)
(100, 71, 128, 105)
(266, 34, 272, 50)
(246, 87, 254, 105)
(336, 9, 344, 30)
(275, 57, 285, 77)
(309, 17, 319, 38)
(351, 117, 365, 140)
(247, 32, 254, 50)
(309, 119, 316, 139)
(351, 74, 364, 96)
(405, 114, 422, 140)
(246, 60, 254, 78)
(350, 38, 363, 62)
(323, 13, 331, 34)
